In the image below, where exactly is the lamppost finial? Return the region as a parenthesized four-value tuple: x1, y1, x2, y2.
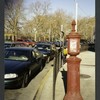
(72, 20, 76, 32)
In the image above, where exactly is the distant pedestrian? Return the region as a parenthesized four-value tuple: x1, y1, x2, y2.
(63, 47, 68, 64)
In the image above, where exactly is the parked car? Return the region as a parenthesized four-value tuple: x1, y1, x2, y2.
(16, 39, 35, 47)
(35, 43, 56, 63)
(4, 47, 44, 89)
(4, 42, 29, 49)
(54, 41, 63, 47)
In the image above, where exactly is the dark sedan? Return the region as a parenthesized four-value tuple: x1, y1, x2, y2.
(4, 42, 29, 49)
(35, 43, 56, 63)
(5, 47, 44, 89)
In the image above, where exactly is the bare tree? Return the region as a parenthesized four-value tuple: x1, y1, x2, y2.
(24, 0, 51, 41)
(5, 0, 25, 40)
(25, 5, 73, 41)
(78, 17, 95, 40)
(49, 9, 73, 40)
(30, 0, 51, 16)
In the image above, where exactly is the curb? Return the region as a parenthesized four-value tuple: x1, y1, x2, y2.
(33, 67, 53, 100)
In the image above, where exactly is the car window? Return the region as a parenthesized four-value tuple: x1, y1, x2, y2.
(34, 49, 42, 57)
(5, 50, 29, 61)
(35, 50, 40, 57)
(32, 51, 35, 57)
(11, 44, 15, 47)
(4, 43, 12, 48)
(36, 44, 51, 50)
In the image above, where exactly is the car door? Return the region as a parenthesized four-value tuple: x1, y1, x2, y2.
(34, 49, 42, 67)
(31, 49, 42, 72)
(28, 50, 39, 75)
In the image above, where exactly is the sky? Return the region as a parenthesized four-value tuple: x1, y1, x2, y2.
(24, 0, 95, 18)
(50, 0, 95, 17)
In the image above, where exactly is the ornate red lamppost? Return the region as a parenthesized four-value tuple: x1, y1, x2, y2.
(64, 20, 83, 100)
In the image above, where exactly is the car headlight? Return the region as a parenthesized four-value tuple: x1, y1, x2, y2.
(4, 73, 18, 79)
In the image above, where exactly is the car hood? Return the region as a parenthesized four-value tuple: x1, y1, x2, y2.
(5, 60, 30, 74)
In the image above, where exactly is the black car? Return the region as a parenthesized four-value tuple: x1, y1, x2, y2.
(54, 41, 63, 47)
(5, 47, 44, 89)
(4, 42, 29, 49)
(35, 43, 56, 63)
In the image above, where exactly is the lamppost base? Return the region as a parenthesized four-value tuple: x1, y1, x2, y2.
(64, 92, 83, 100)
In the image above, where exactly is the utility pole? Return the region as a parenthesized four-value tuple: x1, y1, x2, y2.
(35, 32, 37, 42)
(49, 29, 51, 42)
(61, 25, 64, 47)
(60, 25, 65, 67)
(74, 0, 78, 32)
(33, 28, 37, 42)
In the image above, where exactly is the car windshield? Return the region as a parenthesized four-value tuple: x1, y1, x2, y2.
(4, 43, 12, 48)
(5, 50, 29, 61)
(36, 44, 51, 50)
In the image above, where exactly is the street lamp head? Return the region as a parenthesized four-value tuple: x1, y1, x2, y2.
(67, 20, 81, 56)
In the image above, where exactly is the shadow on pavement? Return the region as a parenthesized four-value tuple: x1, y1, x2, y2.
(60, 69, 91, 94)
(81, 64, 95, 67)
(80, 74, 91, 79)
(88, 48, 95, 52)
(61, 69, 67, 94)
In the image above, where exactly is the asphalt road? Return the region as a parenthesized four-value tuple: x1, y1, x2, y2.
(4, 60, 54, 100)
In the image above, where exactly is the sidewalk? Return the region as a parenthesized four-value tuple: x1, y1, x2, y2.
(35, 51, 95, 100)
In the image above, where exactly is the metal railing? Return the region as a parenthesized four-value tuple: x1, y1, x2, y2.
(53, 47, 63, 100)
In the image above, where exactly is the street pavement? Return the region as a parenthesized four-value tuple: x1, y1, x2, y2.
(35, 51, 95, 100)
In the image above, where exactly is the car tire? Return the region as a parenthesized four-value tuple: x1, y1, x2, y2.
(22, 72, 29, 88)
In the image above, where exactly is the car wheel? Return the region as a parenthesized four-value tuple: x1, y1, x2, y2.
(22, 72, 29, 88)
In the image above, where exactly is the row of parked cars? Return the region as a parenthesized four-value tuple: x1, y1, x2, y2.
(4, 41, 56, 89)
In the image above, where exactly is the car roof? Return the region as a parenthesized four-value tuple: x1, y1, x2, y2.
(5, 42, 13, 44)
(36, 42, 51, 45)
(5, 42, 27, 44)
(5, 47, 35, 50)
